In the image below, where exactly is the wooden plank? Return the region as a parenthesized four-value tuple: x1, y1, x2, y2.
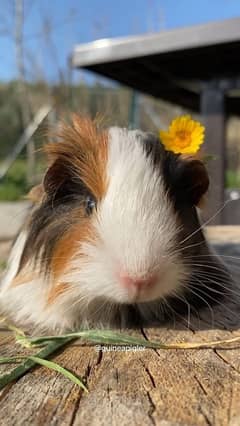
(1, 299, 240, 425)
(0, 229, 240, 425)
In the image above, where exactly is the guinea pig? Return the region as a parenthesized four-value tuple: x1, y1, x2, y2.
(0, 115, 233, 333)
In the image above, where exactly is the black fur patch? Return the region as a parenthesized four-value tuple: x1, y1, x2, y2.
(18, 173, 95, 274)
(139, 131, 233, 313)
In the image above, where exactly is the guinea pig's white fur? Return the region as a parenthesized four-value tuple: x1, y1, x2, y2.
(0, 117, 231, 333)
(75, 127, 186, 303)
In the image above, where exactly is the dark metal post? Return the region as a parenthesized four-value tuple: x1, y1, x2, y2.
(200, 84, 226, 225)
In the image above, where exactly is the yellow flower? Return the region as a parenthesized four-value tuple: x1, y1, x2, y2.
(159, 115, 205, 154)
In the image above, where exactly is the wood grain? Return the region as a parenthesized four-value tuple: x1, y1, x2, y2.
(0, 228, 240, 426)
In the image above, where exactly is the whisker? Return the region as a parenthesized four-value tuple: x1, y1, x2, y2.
(161, 297, 177, 327)
(91, 299, 110, 320)
(181, 279, 216, 326)
(178, 199, 232, 246)
(190, 271, 240, 297)
(182, 261, 233, 275)
(184, 254, 240, 262)
(170, 290, 192, 328)
(191, 284, 240, 321)
(190, 261, 240, 275)
(181, 272, 240, 321)
(160, 296, 186, 329)
(191, 275, 228, 296)
(62, 292, 92, 314)
(169, 240, 206, 258)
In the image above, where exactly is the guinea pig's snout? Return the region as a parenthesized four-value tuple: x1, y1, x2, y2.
(118, 270, 158, 296)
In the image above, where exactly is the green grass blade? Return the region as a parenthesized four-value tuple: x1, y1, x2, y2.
(0, 354, 87, 392)
(0, 357, 23, 364)
(27, 356, 88, 392)
(0, 336, 75, 391)
(29, 329, 240, 350)
(30, 329, 162, 348)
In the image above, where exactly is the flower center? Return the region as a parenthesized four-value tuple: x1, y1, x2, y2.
(175, 131, 191, 148)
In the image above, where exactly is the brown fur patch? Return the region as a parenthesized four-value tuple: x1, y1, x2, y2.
(51, 215, 97, 281)
(47, 217, 97, 305)
(47, 282, 71, 305)
(11, 271, 36, 287)
(45, 115, 108, 200)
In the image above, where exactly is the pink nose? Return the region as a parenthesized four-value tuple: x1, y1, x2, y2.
(119, 272, 157, 290)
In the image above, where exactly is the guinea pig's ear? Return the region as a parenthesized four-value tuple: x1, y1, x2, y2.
(43, 159, 73, 199)
(174, 156, 209, 207)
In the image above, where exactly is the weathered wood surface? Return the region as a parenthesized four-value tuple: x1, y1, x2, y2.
(0, 227, 240, 426)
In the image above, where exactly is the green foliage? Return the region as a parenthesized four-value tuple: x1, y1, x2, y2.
(0, 157, 46, 201)
(0, 80, 240, 199)
(226, 170, 240, 188)
(0, 260, 6, 270)
(0, 80, 133, 201)
(0, 81, 132, 158)
(0, 159, 29, 201)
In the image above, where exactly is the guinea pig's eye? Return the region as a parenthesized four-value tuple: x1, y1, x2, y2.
(85, 196, 96, 215)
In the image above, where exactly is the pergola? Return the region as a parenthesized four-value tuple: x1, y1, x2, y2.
(71, 18, 240, 224)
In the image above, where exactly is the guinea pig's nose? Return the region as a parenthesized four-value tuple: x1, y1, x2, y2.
(119, 271, 157, 290)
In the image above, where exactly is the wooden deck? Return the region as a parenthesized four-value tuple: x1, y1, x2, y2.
(0, 227, 240, 426)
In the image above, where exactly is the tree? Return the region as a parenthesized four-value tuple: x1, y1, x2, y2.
(15, 0, 36, 185)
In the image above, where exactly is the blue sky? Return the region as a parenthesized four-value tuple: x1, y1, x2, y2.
(1, 0, 240, 82)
